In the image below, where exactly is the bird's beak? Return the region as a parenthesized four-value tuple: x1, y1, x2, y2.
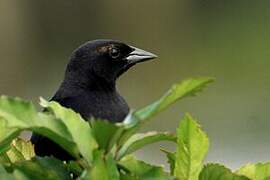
(126, 46, 158, 65)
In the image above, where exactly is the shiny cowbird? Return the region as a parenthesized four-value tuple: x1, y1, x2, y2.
(31, 39, 157, 160)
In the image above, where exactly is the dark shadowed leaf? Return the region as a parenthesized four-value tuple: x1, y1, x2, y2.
(0, 153, 11, 165)
(119, 173, 136, 180)
(66, 161, 84, 177)
(90, 119, 124, 153)
(200, 164, 250, 180)
(0, 157, 71, 180)
(174, 114, 209, 180)
(13, 157, 71, 180)
(160, 148, 175, 175)
(118, 155, 170, 180)
(117, 131, 176, 160)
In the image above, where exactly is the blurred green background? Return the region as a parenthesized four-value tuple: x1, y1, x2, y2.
(1, 0, 270, 169)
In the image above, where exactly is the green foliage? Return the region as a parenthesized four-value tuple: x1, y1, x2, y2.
(0, 157, 71, 180)
(135, 77, 214, 122)
(40, 99, 98, 164)
(82, 150, 119, 180)
(117, 131, 176, 160)
(118, 77, 214, 147)
(0, 96, 79, 158)
(236, 163, 270, 180)
(118, 155, 170, 179)
(160, 148, 175, 175)
(174, 114, 209, 180)
(13, 157, 71, 179)
(199, 164, 249, 180)
(3, 138, 35, 164)
(0, 118, 19, 154)
(0, 76, 268, 179)
(90, 119, 123, 153)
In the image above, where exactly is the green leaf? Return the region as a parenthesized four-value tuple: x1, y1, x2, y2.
(66, 161, 84, 177)
(90, 120, 124, 153)
(135, 77, 214, 121)
(5, 138, 35, 163)
(200, 164, 250, 180)
(118, 155, 170, 180)
(160, 148, 175, 175)
(236, 163, 270, 180)
(40, 98, 98, 164)
(117, 131, 176, 160)
(13, 157, 71, 180)
(82, 151, 119, 180)
(82, 150, 108, 180)
(106, 154, 120, 180)
(0, 116, 21, 154)
(0, 153, 11, 164)
(119, 173, 136, 180)
(0, 157, 72, 180)
(174, 113, 209, 180)
(118, 77, 214, 147)
(0, 96, 79, 159)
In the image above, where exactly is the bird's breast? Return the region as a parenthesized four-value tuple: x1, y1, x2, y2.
(52, 89, 129, 123)
(85, 92, 129, 122)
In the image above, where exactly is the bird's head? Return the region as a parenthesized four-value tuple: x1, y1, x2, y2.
(65, 39, 157, 88)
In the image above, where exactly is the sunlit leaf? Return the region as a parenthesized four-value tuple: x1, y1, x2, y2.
(81, 151, 119, 180)
(200, 164, 250, 180)
(40, 98, 98, 163)
(82, 151, 106, 179)
(174, 114, 209, 180)
(5, 138, 35, 163)
(135, 77, 214, 122)
(0, 96, 79, 158)
(236, 163, 270, 180)
(106, 154, 120, 180)
(119, 77, 214, 146)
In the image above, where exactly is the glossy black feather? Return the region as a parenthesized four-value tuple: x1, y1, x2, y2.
(31, 39, 156, 160)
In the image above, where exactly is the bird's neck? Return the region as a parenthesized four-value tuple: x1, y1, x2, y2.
(62, 71, 117, 93)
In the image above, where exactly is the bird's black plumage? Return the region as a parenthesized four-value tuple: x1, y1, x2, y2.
(31, 39, 157, 160)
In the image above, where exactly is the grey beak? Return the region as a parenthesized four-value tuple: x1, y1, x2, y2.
(126, 46, 158, 64)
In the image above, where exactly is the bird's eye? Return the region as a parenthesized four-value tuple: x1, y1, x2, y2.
(110, 48, 120, 59)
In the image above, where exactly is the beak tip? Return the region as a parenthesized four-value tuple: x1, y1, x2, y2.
(127, 46, 158, 63)
(147, 52, 158, 61)
(152, 54, 158, 59)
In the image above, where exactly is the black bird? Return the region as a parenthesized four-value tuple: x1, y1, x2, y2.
(31, 39, 157, 159)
